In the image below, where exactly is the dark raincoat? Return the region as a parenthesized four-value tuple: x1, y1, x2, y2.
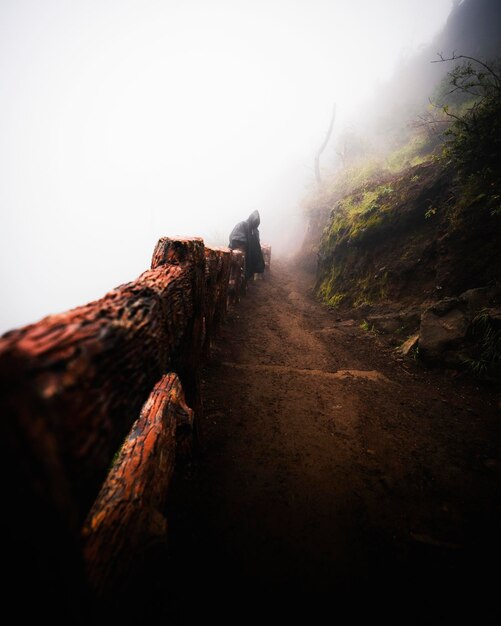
(228, 210, 265, 279)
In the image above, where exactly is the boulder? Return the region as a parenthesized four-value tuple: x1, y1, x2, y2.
(367, 309, 421, 335)
(419, 298, 470, 362)
(459, 285, 501, 316)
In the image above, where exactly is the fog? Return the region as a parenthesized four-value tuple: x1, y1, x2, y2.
(0, 0, 452, 333)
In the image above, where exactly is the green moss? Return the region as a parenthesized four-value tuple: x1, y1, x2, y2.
(347, 269, 389, 307)
(322, 159, 386, 200)
(387, 134, 434, 172)
(353, 295, 372, 307)
(359, 320, 377, 333)
(319, 181, 398, 254)
(310, 60, 501, 323)
(317, 265, 344, 303)
(349, 213, 385, 243)
(326, 293, 346, 307)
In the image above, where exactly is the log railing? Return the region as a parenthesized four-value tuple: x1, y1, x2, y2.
(0, 237, 269, 616)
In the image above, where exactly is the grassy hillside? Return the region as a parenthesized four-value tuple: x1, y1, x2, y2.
(306, 54, 501, 376)
(316, 52, 501, 301)
(316, 158, 500, 309)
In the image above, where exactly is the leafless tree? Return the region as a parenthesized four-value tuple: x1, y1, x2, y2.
(315, 103, 336, 187)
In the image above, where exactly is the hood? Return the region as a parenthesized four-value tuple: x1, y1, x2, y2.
(247, 210, 260, 229)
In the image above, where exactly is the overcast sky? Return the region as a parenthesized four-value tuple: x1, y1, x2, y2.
(0, 0, 452, 333)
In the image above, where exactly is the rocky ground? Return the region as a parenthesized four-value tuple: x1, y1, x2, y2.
(161, 262, 501, 623)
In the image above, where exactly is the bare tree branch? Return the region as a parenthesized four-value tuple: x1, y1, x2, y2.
(432, 53, 501, 85)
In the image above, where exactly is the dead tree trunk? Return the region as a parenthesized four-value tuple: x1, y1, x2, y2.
(314, 103, 337, 187)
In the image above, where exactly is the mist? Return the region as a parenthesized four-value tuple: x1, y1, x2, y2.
(0, 0, 453, 333)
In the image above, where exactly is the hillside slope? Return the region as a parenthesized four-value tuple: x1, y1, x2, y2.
(314, 157, 501, 373)
(303, 0, 501, 377)
(317, 158, 500, 306)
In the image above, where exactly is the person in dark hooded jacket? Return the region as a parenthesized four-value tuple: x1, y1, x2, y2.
(228, 210, 265, 279)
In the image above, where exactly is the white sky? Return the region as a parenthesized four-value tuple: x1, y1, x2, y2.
(0, 0, 452, 333)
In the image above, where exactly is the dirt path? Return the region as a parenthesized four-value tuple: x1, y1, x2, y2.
(164, 262, 501, 622)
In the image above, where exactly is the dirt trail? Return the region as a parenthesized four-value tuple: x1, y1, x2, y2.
(165, 262, 501, 622)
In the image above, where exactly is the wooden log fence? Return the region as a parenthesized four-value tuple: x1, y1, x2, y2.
(82, 373, 192, 599)
(0, 237, 270, 617)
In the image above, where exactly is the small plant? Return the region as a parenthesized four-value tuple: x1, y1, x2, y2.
(490, 195, 501, 216)
(380, 185, 394, 195)
(432, 54, 501, 173)
(327, 293, 345, 307)
(463, 309, 501, 378)
(360, 320, 377, 333)
(462, 356, 488, 378)
(425, 207, 437, 219)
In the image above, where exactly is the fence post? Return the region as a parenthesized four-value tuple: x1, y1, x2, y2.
(151, 237, 205, 428)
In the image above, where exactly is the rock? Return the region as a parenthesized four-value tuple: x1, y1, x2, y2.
(367, 309, 421, 335)
(428, 297, 462, 315)
(399, 334, 419, 356)
(367, 314, 401, 334)
(459, 286, 501, 315)
(339, 319, 356, 327)
(419, 298, 470, 362)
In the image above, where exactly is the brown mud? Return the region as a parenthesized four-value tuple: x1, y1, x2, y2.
(162, 262, 501, 623)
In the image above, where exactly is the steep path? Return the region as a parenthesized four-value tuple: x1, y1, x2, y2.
(164, 262, 501, 621)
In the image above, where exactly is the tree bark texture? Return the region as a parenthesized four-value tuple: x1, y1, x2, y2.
(82, 373, 192, 599)
(0, 236, 254, 616)
(204, 246, 231, 354)
(0, 239, 204, 519)
(314, 102, 337, 187)
(150, 237, 205, 428)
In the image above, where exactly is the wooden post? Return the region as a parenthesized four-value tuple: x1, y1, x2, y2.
(82, 373, 192, 601)
(0, 239, 205, 519)
(204, 247, 231, 354)
(0, 234, 247, 616)
(213, 247, 232, 329)
(204, 247, 220, 354)
(150, 237, 205, 429)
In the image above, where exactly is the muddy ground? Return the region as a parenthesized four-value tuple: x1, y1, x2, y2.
(162, 262, 501, 623)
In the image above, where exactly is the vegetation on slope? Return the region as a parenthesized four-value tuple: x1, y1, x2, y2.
(299, 0, 501, 375)
(314, 56, 501, 312)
